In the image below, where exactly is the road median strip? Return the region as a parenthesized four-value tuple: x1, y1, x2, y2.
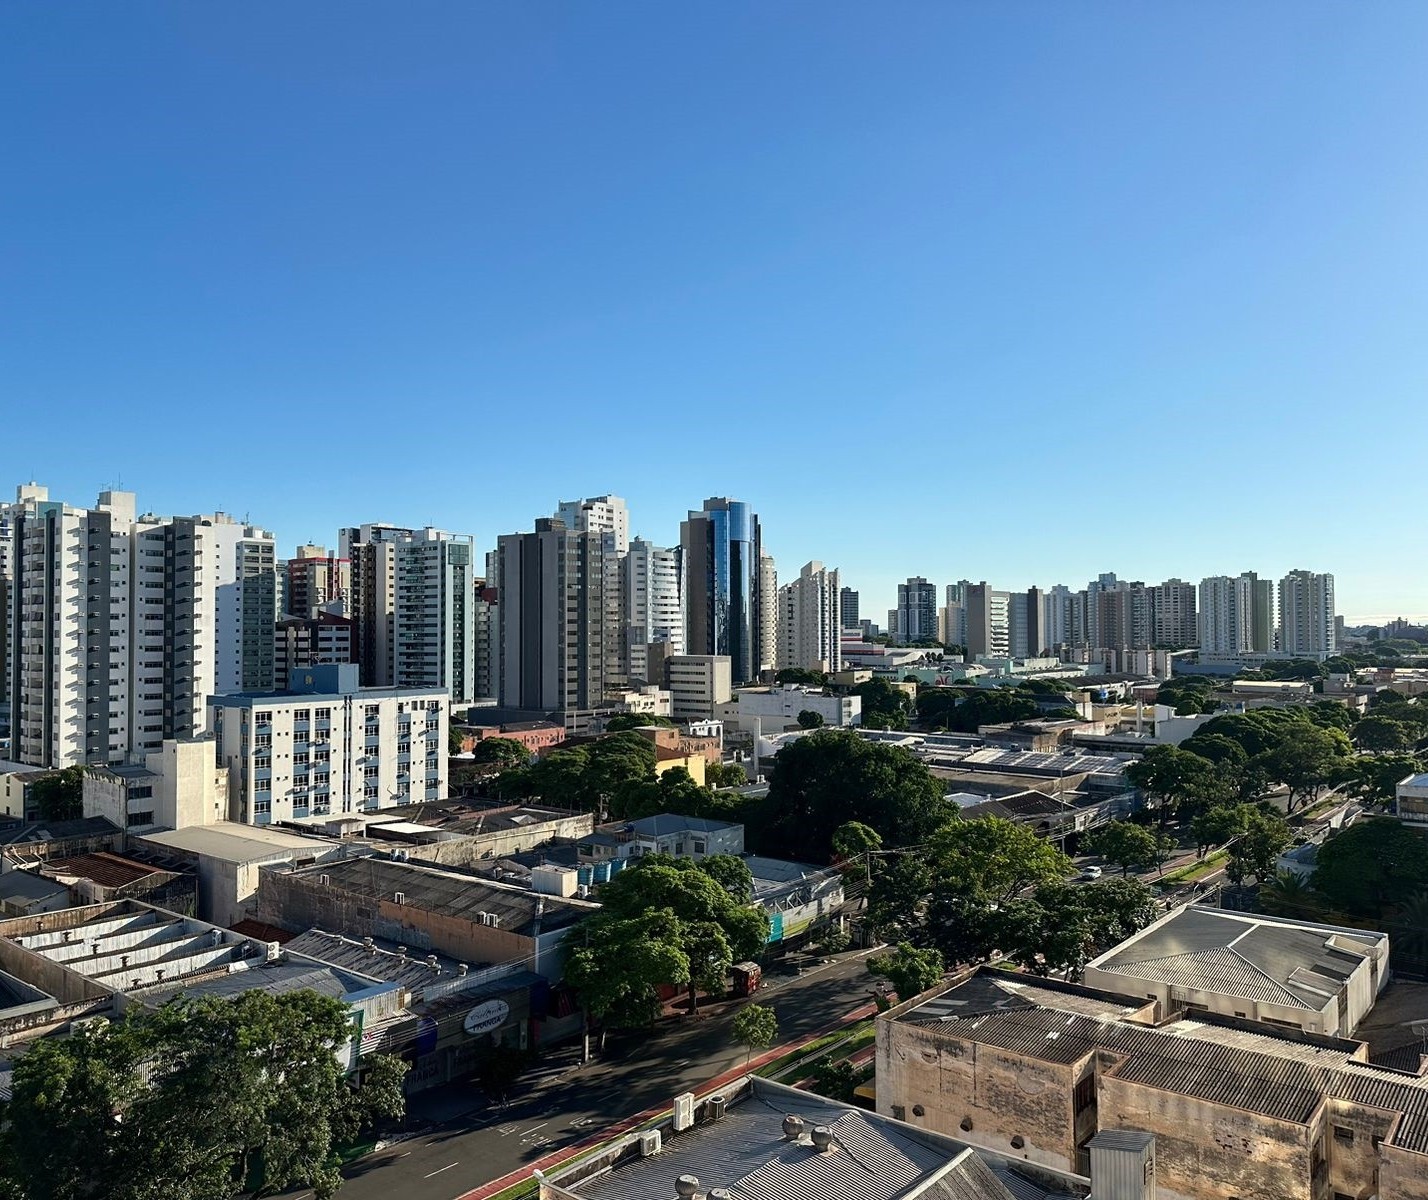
(454, 1001, 878, 1200)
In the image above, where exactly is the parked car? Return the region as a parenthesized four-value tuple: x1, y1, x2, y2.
(1079, 865, 1103, 881)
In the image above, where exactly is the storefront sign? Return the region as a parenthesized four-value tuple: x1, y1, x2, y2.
(463, 999, 511, 1036)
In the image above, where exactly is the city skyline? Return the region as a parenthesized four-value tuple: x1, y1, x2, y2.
(4, 7, 1427, 617)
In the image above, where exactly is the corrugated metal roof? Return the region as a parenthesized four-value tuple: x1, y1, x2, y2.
(901, 971, 1428, 1154)
(1097, 946, 1311, 1008)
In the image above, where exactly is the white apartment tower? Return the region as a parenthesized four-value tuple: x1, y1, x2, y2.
(621, 538, 684, 683)
(758, 551, 779, 674)
(1197, 574, 1256, 656)
(1152, 578, 1198, 647)
(7, 487, 276, 768)
(777, 561, 843, 674)
(555, 495, 629, 555)
(1279, 570, 1336, 657)
(555, 495, 629, 697)
(340, 523, 475, 704)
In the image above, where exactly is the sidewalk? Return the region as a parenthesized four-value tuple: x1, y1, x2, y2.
(455, 1000, 879, 1200)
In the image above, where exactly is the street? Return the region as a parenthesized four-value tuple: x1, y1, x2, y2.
(310, 949, 883, 1200)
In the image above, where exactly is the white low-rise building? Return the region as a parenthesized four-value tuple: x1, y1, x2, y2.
(208, 664, 448, 825)
(719, 685, 861, 733)
(1395, 772, 1428, 829)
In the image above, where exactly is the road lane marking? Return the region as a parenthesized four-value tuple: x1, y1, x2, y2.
(523, 1121, 549, 1134)
(423, 1163, 458, 1178)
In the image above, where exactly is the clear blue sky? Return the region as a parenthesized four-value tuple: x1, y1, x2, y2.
(4, 4, 1427, 620)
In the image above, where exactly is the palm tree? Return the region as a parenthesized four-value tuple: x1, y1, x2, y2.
(1258, 871, 1318, 918)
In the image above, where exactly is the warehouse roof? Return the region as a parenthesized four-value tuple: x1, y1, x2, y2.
(1084, 906, 1385, 1012)
(139, 822, 326, 863)
(555, 1077, 1055, 1200)
(898, 970, 1428, 1154)
(283, 857, 597, 936)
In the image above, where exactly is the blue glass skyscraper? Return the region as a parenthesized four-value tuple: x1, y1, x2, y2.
(680, 497, 762, 684)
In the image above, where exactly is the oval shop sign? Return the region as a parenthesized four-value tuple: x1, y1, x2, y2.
(463, 999, 511, 1036)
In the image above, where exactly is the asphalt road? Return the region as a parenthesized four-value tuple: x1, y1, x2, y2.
(305, 949, 883, 1200)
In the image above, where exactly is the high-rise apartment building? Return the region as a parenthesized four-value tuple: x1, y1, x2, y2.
(839, 586, 859, 631)
(941, 582, 969, 649)
(965, 582, 1010, 658)
(621, 538, 683, 683)
(1197, 574, 1256, 656)
(1279, 569, 1336, 656)
(1096, 582, 1153, 651)
(555, 495, 629, 555)
(896, 577, 938, 643)
(284, 545, 350, 619)
(274, 613, 354, 690)
(680, 498, 763, 685)
(758, 552, 778, 674)
(473, 574, 499, 702)
(1008, 586, 1045, 657)
(1244, 571, 1277, 652)
(1152, 578, 1198, 647)
(777, 561, 842, 674)
(7, 487, 276, 768)
(496, 517, 615, 716)
(339, 524, 474, 703)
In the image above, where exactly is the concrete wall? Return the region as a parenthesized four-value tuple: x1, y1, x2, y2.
(153, 739, 227, 829)
(877, 1013, 1081, 1171)
(401, 812, 595, 870)
(1096, 1067, 1314, 1200)
(1379, 1141, 1428, 1199)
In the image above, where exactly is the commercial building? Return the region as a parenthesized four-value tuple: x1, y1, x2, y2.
(1082, 906, 1389, 1037)
(1279, 569, 1336, 657)
(208, 663, 448, 825)
(1395, 772, 1428, 829)
(274, 612, 354, 690)
(681, 498, 763, 685)
(497, 517, 620, 719)
(536, 1076, 1088, 1200)
(721, 684, 860, 734)
(284, 544, 350, 618)
(777, 561, 843, 674)
(621, 538, 684, 684)
(878, 967, 1428, 1200)
(667, 655, 733, 721)
(6, 486, 277, 768)
(897, 577, 939, 644)
(255, 855, 598, 981)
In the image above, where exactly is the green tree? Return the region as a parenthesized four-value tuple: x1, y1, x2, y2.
(1087, 821, 1168, 875)
(776, 668, 827, 686)
(470, 737, 533, 769)
(0, 991, 405, 1200)
(1124, 746, 1221, 826)
(1225, 807, 1293, 885)
(705, 761, 748, 789)
(1258, 871, 1319, 919)
(731, 1003, 778, 1067)
(851, 678, 913, 728)
(1349, 753, 1423, 806)
(1192, 805, 1247, 858)
(698, 854, 754, 904)
(581, 733, 659, 815)
(1259, 725, 1352, 811)
(929, 816, 1072, 901)
(866, 854, 933, 943)
(1312, 817, 1428, 916)
(922, 886, 1001, 966)
(28, 766, 86, 822)
(998, 878, 1157, 978)
(807, 1057, 861, 1102)
(868, 942, 944, 1001)
(796, 709, 825, 730)
(831, 820, 883, 861)
(938, 687, 1039, 734)
(1353, 715, 1416, 754)
(564, 910, 692, 1030)
(764, 730, 946, 862)
(604, 713, 676, 732)
(448, 726, 468, 755)
(586, 859, 769, 1014)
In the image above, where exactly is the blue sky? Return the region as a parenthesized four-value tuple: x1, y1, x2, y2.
(4, 4, 1426, 620)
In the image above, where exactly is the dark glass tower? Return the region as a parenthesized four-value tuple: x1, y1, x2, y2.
(680, 497, 761, 684)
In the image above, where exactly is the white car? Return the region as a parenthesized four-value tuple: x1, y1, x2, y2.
(1079, 865, 1103, 881)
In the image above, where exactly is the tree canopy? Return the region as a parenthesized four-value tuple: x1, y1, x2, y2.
(1086, 821, 1174, 875)
(868, 943, 944, 1001)
(604, 713, 676, 732)
(28, 766, 86, 822)
(565, 857, 769, 1019)
(731, 1004, 778, 1065)
(1313, 818, 1428, 916)
(469, 737, 533, 769)
(763, 730, 946, 861)
(0, 990, 405, 1200)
